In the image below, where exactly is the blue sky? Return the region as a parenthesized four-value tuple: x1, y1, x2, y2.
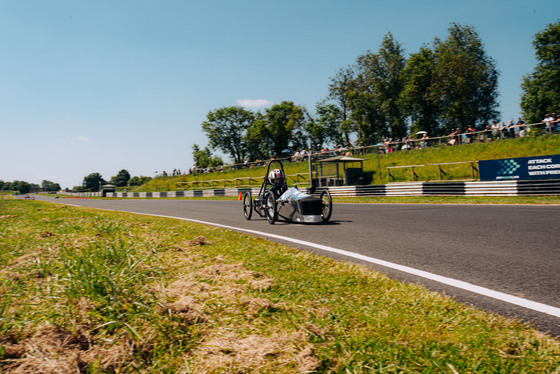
(1, 0, 558, 189)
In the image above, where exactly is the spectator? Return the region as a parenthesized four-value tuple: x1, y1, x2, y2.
(491, 120, 500, 140)
(421, 133, 428, 148)
(501, 121, 509, 139)
(386, 138, 394, 153)
(483, 124, 492, 142)
(506, 120, 516, 138)
(516, 117, 526, 137)
(401, 137, 411, 150)
(380, 139, 389, 154)
(291, 151, 299, 162)
(465, 126, 475, 143)
(358, 142, 365, 155)
(447, 129, 458, 145)
(543, 114, 554, 134)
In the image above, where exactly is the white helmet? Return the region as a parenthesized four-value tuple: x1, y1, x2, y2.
(268, 168, 285, 186)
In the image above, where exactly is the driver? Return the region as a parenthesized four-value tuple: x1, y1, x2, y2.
(268, 168, 287, 197)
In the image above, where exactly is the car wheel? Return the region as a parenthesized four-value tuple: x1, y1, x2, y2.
(320, 190, 332, 222)
(264, 193, 277, 224)
(243, 191, 253, 220)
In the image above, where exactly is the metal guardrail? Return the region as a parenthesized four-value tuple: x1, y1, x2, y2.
(517, 179, 560, 195)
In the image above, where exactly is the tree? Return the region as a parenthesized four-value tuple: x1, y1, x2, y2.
(9, 181, 31, 194)
(431, 23, 499, 133)
(347, 88, 382, 144)
(358, 32, 407, 139)
(264, 101, 307, 156)
(41, 180, 61, 192)
(305, 105, 334, 149)
(110, 169, 131, 187)
(202, 106, 254, 164)
(400, 47, 441, 136)
(245, 101, 306, 158)
(327, 67, 356, 143)
(192, 144, 223, 169)
(315, 102, 351, 147)
(520, 20, 560, 123)
(244, 115, 270, 161)
(82, 173, 106, 192)
(331, 32, 407, 143)
(128, 176, 151, 186)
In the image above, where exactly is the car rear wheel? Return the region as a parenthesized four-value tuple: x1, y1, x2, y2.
(320, 190, 332, 222)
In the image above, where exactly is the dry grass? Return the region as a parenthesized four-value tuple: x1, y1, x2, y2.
(1, 323, 134, 373)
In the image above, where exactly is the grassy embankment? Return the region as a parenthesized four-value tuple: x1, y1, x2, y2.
(1, 197, 559, 372)
(134, 135, 560, 192)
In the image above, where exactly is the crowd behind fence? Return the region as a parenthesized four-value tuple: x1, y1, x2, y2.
(157, 118, 559, 178)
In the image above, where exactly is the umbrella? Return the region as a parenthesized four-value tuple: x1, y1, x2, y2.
(281, 148, 292, 154)
(416, 130, 427, 135)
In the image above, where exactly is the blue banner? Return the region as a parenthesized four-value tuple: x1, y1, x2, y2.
(479, 154, 560, 181)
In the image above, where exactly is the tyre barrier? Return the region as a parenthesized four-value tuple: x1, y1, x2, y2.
(66, 179, 560, 198)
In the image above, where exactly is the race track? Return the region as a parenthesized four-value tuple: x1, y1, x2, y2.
(37, 196, 560, 336)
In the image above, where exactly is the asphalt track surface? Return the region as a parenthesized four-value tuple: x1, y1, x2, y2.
(36, 196, 560, 337)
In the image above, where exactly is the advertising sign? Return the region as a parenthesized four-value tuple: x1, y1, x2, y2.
(479, 154, 560, 181)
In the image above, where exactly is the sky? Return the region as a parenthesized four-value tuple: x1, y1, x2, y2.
(1, 0, 559, 189)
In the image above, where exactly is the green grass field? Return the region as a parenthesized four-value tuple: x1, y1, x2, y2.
(1, 197, 559, 373)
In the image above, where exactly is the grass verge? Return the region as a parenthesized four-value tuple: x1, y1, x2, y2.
(1, 199, 559, 373)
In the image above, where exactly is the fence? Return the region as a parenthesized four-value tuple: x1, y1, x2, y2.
(387, 161, 478, 183)
(175, 173, 308, 190)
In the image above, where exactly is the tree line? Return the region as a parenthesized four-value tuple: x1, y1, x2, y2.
(195, 22, 560, 168)
(77, 170, 152, 192)
(0, 180, 60, 194)
(1, 170, 152, 194)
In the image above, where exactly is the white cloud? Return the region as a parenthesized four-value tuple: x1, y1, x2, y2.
(77, 136, 89, 141)
(237, 99, 273, 109)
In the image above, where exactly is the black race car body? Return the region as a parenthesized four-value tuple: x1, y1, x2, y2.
(277, 187, 323, 223)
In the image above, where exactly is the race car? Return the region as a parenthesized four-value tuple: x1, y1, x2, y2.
(242, 160, 332, 224)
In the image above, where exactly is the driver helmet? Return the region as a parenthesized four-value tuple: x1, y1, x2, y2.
(268, 168, 285, 186)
